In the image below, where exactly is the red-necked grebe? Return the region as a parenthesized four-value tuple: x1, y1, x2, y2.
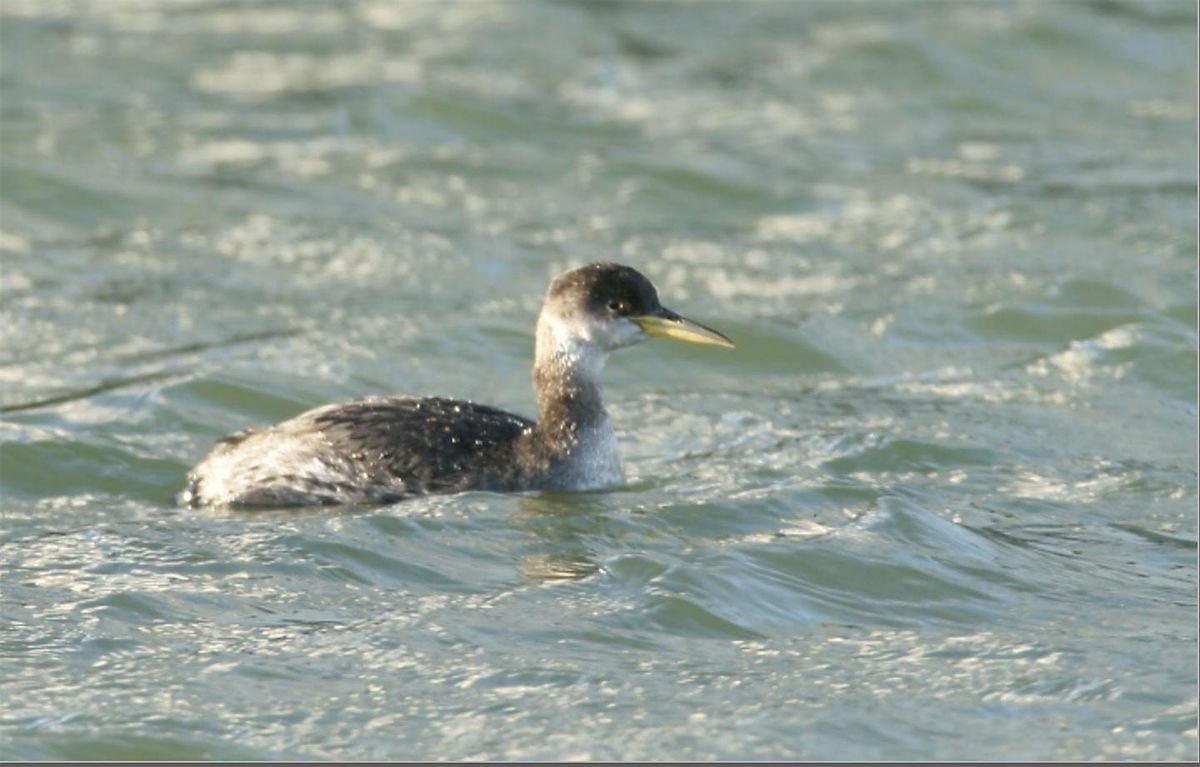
(180, 262, 733, 507)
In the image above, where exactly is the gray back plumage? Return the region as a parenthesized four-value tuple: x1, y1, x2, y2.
(183, 395, 534, 507)
(308, 396, 533, 492)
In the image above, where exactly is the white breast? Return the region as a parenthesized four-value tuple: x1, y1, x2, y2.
(556, 419, 625, 490)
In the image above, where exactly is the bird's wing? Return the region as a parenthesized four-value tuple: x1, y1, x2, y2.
(300, 395, 534, 494)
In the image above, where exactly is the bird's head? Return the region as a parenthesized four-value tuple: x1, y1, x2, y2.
(537, 262, 734, 359)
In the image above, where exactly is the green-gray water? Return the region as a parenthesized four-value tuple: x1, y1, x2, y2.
(1, 0, 1196, 760)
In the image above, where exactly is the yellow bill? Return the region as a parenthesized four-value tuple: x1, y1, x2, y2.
(631, 311, 735, 349)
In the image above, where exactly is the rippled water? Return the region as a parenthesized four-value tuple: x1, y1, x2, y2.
(1, 0, 1197, 761)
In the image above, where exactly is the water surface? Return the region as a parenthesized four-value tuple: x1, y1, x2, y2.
(1, 0, 1196, 760)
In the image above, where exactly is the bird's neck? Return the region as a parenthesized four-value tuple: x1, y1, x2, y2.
(519, 312, 625, 490)
(532, 314, 610, 436)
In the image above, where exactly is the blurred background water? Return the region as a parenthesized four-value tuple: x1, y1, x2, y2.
(0, 0, 1196, 760)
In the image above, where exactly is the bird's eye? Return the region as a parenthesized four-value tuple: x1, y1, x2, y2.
(608, 300, 627, 314)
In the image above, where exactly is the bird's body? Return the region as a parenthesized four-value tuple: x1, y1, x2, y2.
(181, 263, 731, 508)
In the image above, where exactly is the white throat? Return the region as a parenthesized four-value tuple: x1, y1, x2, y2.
(535, 312, 611, 385)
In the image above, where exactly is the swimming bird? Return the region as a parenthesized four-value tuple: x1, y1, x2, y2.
(181, 262, 733, 508)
